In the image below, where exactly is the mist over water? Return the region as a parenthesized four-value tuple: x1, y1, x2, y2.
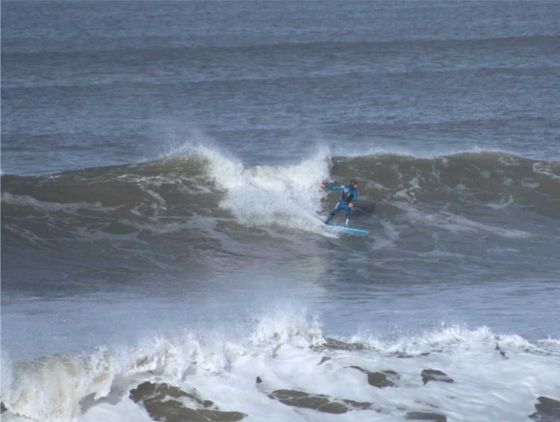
(2, 1, 560, 421)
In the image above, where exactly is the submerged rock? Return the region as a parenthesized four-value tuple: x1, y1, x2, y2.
(367, 370, 399, 388)
(495, 342, 508, 359)
(268, 389, 375, 414)
(269, 389, 348, 414)
(343, 399, 375, 410)
(406, 411, 447, 421)
(129, 382, 245, 422)
(130, 381, 213, 407)
(530, 396, 560, 421)
(350, 366, 400, 388)
(1, 402, 6, 413)
(421, 369, 454, 385)
(318, 356, 331, 365)
(315, 338, 366, 351)
(393, 351, 431, 359)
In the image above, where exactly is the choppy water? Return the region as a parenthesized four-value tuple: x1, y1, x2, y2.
(2, 1, 560, 421)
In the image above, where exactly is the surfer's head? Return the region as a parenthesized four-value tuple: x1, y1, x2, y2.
(349, 179, 358, 188)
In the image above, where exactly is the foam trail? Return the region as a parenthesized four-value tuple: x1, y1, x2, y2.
(396, 202, 530, 239)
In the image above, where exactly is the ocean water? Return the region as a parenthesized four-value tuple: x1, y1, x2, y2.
(2, 1, 560, 421)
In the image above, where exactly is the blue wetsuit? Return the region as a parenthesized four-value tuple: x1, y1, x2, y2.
(323, 182, 359, 226)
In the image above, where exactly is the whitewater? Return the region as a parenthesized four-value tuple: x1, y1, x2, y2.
(3, 311, 560, 422)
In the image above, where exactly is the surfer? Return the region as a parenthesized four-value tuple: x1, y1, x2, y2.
(321, 180, 359, 226)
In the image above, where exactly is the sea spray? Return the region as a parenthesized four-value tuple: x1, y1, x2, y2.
(196, 145, 331, 232)
(2, 313, 559, 421)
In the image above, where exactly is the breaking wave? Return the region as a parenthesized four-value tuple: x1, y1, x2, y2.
(2, 148, 559, 246)
(1, 312, 559, 421)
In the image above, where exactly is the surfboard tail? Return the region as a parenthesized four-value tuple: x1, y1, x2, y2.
(325, 225, 369, 237)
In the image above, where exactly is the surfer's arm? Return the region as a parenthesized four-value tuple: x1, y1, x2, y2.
(321, 182, 343, 191)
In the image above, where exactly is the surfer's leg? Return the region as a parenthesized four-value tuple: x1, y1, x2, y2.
(325, 202, 342, 224)
(342, 204, 351, 226)
(325, 209, 338, 224)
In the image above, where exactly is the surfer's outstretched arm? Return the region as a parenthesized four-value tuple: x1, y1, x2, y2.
(321, 182, 343, 191)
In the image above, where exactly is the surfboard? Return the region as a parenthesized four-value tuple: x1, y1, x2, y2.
(325, 225, 369, 237)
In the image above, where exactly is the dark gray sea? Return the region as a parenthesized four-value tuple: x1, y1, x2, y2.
(2, 1, 560, 421)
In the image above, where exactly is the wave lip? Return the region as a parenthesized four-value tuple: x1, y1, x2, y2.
(196, 145, 331, 234)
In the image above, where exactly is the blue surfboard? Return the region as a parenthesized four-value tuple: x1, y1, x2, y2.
(325, 225, 369, 237)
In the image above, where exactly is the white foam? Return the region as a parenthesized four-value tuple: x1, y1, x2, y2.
(1, 192, 113, 214)
(396, 202, 530, 239)
(440, 211, 530, 239)
(81, 398, 152, 422)
(1, 350, 117, 420)
(329, 144, 529, 161)
(487, 195, 514, 210)
(2, 313, 559, 422)
(533, 161, 560, 180)
(194, 145, 332, 234)
(370, 220, 401, 250)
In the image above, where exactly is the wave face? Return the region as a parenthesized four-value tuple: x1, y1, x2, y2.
(1, 312, 559, 421)
(2, 148, 559, 299)
(3, 149, 559, 244)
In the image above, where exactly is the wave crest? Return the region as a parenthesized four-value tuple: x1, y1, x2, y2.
(2, 149, 559, 251)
